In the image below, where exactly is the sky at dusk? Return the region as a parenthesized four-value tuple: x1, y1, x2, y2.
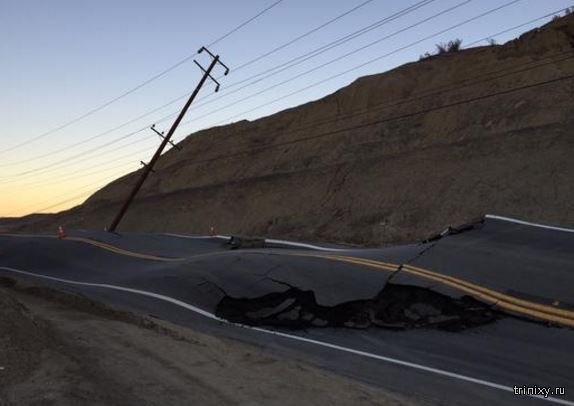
(1, 0, 572, 217)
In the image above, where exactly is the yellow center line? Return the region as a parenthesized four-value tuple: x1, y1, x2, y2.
(0, 233, 56, 238)
(0, 233, 183, 261)
(309, 254, 399, 272)
(307, 254, 574, 327)
(65, 237, 183, 262)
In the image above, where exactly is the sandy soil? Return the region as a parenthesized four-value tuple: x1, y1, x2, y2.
(0, 277, 423, 406)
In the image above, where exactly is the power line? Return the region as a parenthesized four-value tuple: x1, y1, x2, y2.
(465, 5, 574, 47)
(113, 0, 550, 138)
(34, 191, 95, 213)
(9, 156, 143, 190)
(89, 0, 527, 155)
(0, 1, 557, 185)
(48, 0, 450, 151)
(0, 0, 529, 184)
(97, 0, 436, 141)
(4, 2, 564, 176)
(188, 0, 473, 125)
(0, 0, 286, 157)
(66, 0, 472, 142)
(206, 0, 286, 48)
(0, 107, 177, 168)
(232, 0, 377, 72)
(165, 55, 574, 169)
(0, 0, 380, 169)
(173, 0, 441, 119)
(9, 170, 127, 216)
(0, 0, 432, 176)
(10, 127, 152, 178)
(0, 131, 156, 184)
(25, 175, 121, 214)
(203, 0, 523, 127)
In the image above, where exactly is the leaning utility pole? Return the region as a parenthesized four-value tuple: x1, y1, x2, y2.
(107, 47, 229, 232)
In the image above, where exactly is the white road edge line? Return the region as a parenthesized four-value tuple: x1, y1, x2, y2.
(1, 266, 572, 405)
(164, 233, 231, 241)
(485, 214, 574, 234)
(163, 233, 353, 252)
(264, 238, 353, 252)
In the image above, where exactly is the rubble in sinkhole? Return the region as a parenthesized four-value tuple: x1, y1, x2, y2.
(216, 282, 498, 332)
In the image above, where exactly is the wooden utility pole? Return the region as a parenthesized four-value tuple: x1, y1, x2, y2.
(107, 47, 228, 232)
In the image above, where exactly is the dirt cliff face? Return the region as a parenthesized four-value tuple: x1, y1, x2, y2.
(9, 15, 574, 245)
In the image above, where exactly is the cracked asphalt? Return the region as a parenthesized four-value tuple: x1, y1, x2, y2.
(0, 216, 573, 405)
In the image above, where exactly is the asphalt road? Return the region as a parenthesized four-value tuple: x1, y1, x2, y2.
(0, 215, 572, 405)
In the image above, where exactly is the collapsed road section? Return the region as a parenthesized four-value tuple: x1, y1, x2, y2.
(215, 215, 574, 331)
(216, 282, 498, 331)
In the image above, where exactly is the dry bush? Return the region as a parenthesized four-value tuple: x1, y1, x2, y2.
(436, 39, 463, 54)
(419, 38, 463, 60)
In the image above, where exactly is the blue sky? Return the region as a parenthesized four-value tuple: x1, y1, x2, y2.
(0, 0, 572, 216)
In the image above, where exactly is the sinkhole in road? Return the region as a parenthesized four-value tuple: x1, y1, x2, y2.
(215, 283, 499, 331)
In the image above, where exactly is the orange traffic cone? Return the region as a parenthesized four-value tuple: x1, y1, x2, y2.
(58, 226, 66, 240)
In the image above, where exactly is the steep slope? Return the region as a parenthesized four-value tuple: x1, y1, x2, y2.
(11, 14, 574, 245)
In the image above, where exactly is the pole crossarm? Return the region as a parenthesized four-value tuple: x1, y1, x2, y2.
(194, 60, 221, 92)
(198, 46, 230, 74)
(151, 124, 181, 150)
(139, 161, 155, 173)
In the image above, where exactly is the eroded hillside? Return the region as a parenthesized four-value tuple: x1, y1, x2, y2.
(10, 14, 574, 245)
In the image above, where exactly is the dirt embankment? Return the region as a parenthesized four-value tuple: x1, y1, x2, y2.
(0, 277, 420, 406)
(7, 14, 574, 245)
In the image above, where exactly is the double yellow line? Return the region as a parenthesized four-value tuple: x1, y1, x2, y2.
(65, 237, 184, 262)
(309, 254, 574, 328)
(1, 233, 215, 262)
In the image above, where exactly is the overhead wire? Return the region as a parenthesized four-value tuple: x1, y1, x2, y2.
(206, 0, 286, 48)
(232, 0, 377, 72)
(0, 0, 287, 156)
(24, 174, 122, 214)
(102, 0, 437, 138)
(8, 156, 145, 190)
(0, 131, 157, 184)
(162, 53, 574, 168)
(0, 0, 380, 168)
(168, 0, 442, 119)
(0, 0, 544, 184)
(464, 5, 574, 47)
(6, 0, 564, 183)
(186, 0, 474, 125)
(208, 0, 523, 126)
